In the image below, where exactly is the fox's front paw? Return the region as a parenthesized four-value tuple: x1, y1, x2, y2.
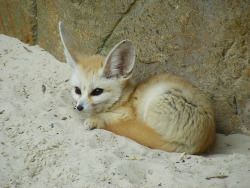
(84, 117, 105, 130)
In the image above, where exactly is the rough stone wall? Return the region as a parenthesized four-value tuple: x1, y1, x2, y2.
(0, 0, 249, 135)
(0, 0, 37, 45)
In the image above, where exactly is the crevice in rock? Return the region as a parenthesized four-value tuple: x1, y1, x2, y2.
(71, 0, 83, 5)
(233, 96, 239, 115)
(138, 59, 159, 64)
(222, 39, 235, 60)
(96, 0, 138, 54)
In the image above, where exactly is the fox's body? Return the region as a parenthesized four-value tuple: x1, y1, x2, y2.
(59, 22, 215, 154)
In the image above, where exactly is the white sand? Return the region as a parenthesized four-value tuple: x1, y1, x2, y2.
(0, 34, 249, 188)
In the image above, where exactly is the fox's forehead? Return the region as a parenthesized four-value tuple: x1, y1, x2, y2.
(77, 55, 106, 74)
(70, 55, 106, 90)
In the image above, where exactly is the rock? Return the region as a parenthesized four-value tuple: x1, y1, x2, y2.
(36, 0, 136, 61)
(0, 0, 249, 134)
(0, 0, 37, 45)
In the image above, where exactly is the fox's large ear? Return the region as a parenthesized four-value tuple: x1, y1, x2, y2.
(59, 22, 87, 68)
(102, 40, 135, 79)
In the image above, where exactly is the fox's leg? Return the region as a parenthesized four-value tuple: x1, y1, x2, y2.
(84, 115, 106, 130)
(84, 108, 134, 130)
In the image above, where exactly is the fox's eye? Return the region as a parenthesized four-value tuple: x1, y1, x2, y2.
(75, 87, 81, 95)
(91, 88, 103, 96)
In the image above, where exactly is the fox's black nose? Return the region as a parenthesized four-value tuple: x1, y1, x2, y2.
(77, 105, 83, 111)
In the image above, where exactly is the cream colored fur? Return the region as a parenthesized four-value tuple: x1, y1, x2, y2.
(59, 22, 216, 154)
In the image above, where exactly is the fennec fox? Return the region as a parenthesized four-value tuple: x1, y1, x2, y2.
(59, 22, 215, 154)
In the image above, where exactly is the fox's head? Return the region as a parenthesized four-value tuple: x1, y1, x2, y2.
(59, 22, 135, 113)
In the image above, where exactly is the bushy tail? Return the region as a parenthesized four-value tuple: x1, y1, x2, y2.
(103, 120, 214, 154)
(103, 120, 171, 151)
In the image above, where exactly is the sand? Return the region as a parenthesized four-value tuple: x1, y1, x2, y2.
(0, 34, 249, 188)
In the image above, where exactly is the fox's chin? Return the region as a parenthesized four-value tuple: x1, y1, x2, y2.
(92, 106, 108, 113)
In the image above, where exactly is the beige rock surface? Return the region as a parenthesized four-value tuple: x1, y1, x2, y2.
(0, 0, 249, 134)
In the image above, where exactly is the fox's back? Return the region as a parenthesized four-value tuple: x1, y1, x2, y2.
(132, 74, 215, 154)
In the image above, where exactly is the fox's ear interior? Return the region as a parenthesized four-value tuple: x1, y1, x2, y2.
(102, 40, 135, 79)
(59, 22, 87, 68)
